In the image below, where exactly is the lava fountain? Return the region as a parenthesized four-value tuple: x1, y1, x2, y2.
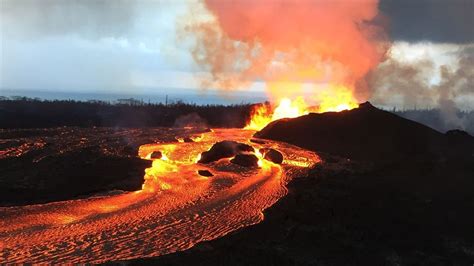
(245, 85, 360, 130)
(185, 0, 388, 130)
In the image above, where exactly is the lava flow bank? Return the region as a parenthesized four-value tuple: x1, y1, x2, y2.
(0, 128, 319, 263)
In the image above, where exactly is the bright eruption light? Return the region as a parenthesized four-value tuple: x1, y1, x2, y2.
(245, 85, 359, 130)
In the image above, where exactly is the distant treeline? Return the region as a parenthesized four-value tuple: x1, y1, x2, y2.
(394, 109, 474, 135)
(0, 97, 253, 128)
(1, 97, 473, 135)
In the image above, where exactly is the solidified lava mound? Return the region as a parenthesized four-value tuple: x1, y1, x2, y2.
(230, 154, 259, 168)
(255, 102, 474, 161)
(149, 151, 163, 159)
(198, 140, 254, 164)
(259, 148, 284, 164)
(197, 170, 214, 177)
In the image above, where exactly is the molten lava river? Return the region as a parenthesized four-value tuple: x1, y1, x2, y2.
(0, 128, 319, 263)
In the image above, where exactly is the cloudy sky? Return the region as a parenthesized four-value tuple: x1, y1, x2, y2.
(0, 0, 473, 107)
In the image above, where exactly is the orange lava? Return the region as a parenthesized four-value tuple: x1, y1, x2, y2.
(0, 129, 319, 263)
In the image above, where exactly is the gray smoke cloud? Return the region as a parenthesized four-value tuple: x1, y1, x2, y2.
(435, 50, 474, 129)
(368, 44, 474, 130)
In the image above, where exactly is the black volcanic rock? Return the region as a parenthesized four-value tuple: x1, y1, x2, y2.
(236, 143, 255, 153)
(149, 151, 163, 159)
(198, 170, 214, 177)
(198, 141, 254, 164)
(260, 148, 284, 164)
(230, 154, 259, 168)
(250, 139, 266, 144)
(255, 102, 474, 161)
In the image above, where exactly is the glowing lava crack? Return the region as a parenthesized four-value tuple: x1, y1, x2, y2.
(0, 129, 319, 263)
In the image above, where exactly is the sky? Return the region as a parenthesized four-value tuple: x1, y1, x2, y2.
(0, 0, 473, 107)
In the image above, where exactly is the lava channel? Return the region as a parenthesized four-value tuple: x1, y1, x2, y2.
(0, 128, 319, 263)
